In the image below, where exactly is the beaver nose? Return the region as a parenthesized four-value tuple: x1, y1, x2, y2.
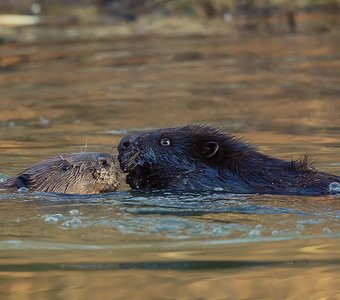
(97, 154, 113, 167)
(119, 136, 133, 152)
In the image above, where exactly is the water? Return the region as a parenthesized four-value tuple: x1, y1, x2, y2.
(0, 28, 339, 299)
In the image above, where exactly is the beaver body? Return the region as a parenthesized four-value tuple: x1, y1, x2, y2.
(118, 125, 339, 195)
(0, 152, 119, 194)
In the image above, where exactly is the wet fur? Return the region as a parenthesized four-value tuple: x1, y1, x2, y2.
(0, 152, 119, 194)
(118, 125, 339, 195)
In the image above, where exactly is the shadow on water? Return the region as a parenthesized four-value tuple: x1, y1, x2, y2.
(2, 258, 340, 272)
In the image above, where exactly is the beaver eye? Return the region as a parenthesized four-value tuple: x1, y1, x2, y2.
(62, 164, 72, 171)
(160, 137, 171, 146)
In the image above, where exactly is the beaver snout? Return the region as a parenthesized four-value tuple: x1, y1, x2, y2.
(118, 135, 139, 172)
(93, 153, 120, 193)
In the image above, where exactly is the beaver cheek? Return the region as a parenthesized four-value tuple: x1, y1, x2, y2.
(118, 153, 134, 171)
(144, 149, 157, 164)
(77, 174, 99, 194)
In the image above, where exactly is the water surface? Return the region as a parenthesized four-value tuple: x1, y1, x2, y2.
(0, 29, 339, 299)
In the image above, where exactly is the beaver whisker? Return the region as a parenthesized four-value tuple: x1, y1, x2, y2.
(126, 155, 141, 169)
(125, 153, 136, 164)
(125, 160, 139, 171)
(124, 148, 139, 158)
(58, 153, 65, 161)
(123, 150, 141, 171)
(125, 153, 137, 163)
(80, 139, 88, 153)
(128, 151, 139, 162)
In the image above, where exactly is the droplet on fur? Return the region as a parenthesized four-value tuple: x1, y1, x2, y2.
(329, 182, 340, 194)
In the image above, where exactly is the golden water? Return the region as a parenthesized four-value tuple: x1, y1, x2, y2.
(0, 30, 339, 299)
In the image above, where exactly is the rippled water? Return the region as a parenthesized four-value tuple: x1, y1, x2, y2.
(0, 28, 339, 299)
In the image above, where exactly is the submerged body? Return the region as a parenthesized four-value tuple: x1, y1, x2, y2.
(0, 152, 119, 194)
(118, 125, 339, 195)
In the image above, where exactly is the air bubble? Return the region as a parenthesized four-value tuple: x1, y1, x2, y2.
(63, 217, 82, 229)
(44, 214, 64, 224)
(248, 229, 261, 237)
(69, 209, 80, 216)
(0, 173, 10, 183)
(18, 187, 29, 193)
(70, 217, 82, 227)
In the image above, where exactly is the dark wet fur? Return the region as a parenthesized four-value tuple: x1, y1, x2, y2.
(0, 152, 119, 194)
(118, 125, 339, 195)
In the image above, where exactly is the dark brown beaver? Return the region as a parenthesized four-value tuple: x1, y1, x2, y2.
(118, 125, 340, 195)
(0, 152, 119, 194)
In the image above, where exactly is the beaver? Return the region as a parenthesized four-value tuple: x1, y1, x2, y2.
(118, 125, 340, 195)
(0, 152, 119, 194)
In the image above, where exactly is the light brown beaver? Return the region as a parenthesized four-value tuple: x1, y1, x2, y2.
(0, 152, 119, 194)
(118, 125, 340, 195)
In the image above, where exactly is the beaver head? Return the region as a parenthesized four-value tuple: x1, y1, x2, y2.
(118, 125, 255, 192)
(0, 152, 119, 194)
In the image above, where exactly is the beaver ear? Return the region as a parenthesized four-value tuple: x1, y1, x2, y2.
(14, 174, 31, 188)
(201, 141, 219, 158)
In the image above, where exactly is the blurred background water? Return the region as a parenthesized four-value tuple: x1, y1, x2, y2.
(0, 1, 339, 299)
